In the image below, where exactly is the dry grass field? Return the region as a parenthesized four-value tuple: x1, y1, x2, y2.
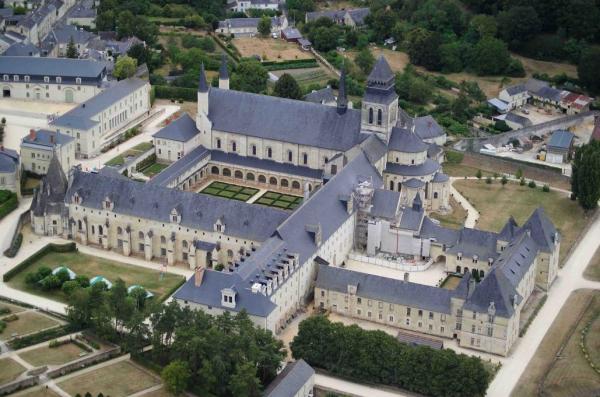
(19, 342, 88, 367)
(0, 311, 62, 340)
(512, 289, 600, 397)
(429, 196, 467, 229)
(0, 357, 26, 385)
(453, 180, 589, 266)
(12, 387, 61, 397)
(233, 37, 312, 61)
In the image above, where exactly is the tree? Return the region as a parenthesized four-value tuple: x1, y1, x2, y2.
(476, 169, 482, 179)
(257, 16, 271, 37)
(309, 26, 342, 52)
(229, 362, 262, 397)
(451, 92, 471, 122)
(497, 6, 542, 48)
(501, 175, 508, 186)
(113, 55, 137, 80)
(162, 361, 191, 396)
(354, 48, 375, 75)
(578, 48, 600, 94)
(469, 37, 510, 75)
(231, 59, 268, 93)
(273, 73, 302, 99)
(468, 14, 497, 39)
(406, 28, 442, 71)
(571, 140, 600, 210)
(66, 36, 78, 58)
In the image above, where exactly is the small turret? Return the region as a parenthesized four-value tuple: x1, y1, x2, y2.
(219, 54, 229, 90)
(337, 67, 348, 115)
(412, 192, 422, 211)
(197, 63, 209, 115)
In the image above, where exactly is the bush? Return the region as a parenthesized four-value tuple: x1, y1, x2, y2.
(154, 85, 197, 102)
(0, 191, 18, 220)
(476, 169, 482, 179)
(528, 180, 537, 188)
(0, 320, 5, 333)
(62, 280, 81, 295)
(8, 324, 76, 349)
(520, 177, 526, 186)
(75, 275, 90, 288)
(40, 275, 62, 290)
(542, 184, 550, 192)
(485, 176, 492, 184)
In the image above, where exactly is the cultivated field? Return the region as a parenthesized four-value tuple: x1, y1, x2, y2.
(6, 251, 184, 303)
(272, 66, 335, 89)
(0, 357, 26, 385)
(453, 180, 589, 265)
(19, 342, 88, 367)
(512, 289, 600, 397)
(233, 37, 312, 61)
(57, 360, 161, 397)
(0, 311, 62, 340)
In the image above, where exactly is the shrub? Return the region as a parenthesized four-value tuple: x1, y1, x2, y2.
(0, 320, 5, 333)
(25, 271, 42, 285)
(75, 275, 90, 288)
(62, 280, 81, 295)
(40, 275, 62, 290)
(528, 180, 537, 188)
(542, 184, 550, 192)
(520, 177, 526, 186)
(476, 169, 482, 179)
(3, 314, 18, 322)
(501, 175, 508, 186)
(485, 176, 492, 184)
(8, 324, 75, 349)
(0, 307, 10, 315)
(55, 268, 71, 284)
(4, 232, 23, 258)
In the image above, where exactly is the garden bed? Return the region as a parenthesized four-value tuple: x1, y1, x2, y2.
(255, 191, 303, 210)
(200, 181, 259, 202)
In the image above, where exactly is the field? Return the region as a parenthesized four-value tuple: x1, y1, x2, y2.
(453, 180, 588, 265)
(583, 247, 600, 281)
(200, 181, 259, 201)
(6, 251, 184, 303)
(105, 141, 154, 167)
(57, 360, 160, 397)
(0, 301, 26, 314)
(0, 357, 26, 384)
(232, 37, 312, 61)
(513, 289, 600, 397)
(0, 311, 61, 340)
(429, 197, 467, 229)
(19, 342, 88, 367)
(255, 191, 303, 210)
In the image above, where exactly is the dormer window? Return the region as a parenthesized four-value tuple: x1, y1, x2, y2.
(24, 76, 30, 82)
(73, 192, 82, 204)
(457, 252, 462, 261)
(44, 76, 49, 83)
(3, 75, 8, 81)
(13, 75, 18, 81)
(56, 77, 62, 83)
(76, 78, 81, 84)
(214, 218, 225, 233)
(170, 208, 181, 224)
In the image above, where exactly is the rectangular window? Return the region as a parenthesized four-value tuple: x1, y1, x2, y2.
(471, 324, 476, 333)
(487, 327, 493, 337)
(406, 307, 411, 316)
(357, 297, 362, 304)
(429, 312, 434, 320)
(418, 310, 423, 317)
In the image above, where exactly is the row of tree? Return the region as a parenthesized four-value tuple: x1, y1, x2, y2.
(291, 316, 491, 397)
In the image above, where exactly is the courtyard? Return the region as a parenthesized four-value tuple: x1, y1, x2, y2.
(19, 341, 90, 367)
(198, 181, 303, 210)
(6, 249, 185, 303)
(255, 191, 303, 210)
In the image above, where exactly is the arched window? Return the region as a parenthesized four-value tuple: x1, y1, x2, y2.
(138, 231, 144, 239)
(389, 180, 394, 190)
(302, 153, 308, 165)
(377, 109, 382, 126)
(160, 236, 167, 244)
(216, 138, 221, 149)
(368, 108, 373, 124)
(231, 141, 237, 152)
(227, 249, 233, 258)
(281, 179, 289, 187)
(251, 145, 257, 156)
(223, 168, 231, 177)
(117, 227, 123, 235)
(433, 192, 438, 199)
(269, 177, 277, 185)
(258, 175, 266, 183)
(234, 170, 243, 179)
(287, 150, 293, 162)
(267, 147, 272, 158)
(246, 173, 255, 181)
(98, 225, 103, 235)
(182, 240, 188, 248)
(456, 266, 461, 273)
(211, 166, 219, 175)
(480, 270, 485, 278)
(398, 182, 402, 191)
(292, 181, 301, 189)
(91, 225, 95, 234)
(78, 220, 82, 230)
(425, 182, 429, 199)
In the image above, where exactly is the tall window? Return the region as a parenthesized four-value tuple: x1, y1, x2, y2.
(368, 108, 373, 124)
(377, 109, 383, 125)
(287, 150, 293, 162)
(251, 145, 257, 155)
(216, 138, 221, 149)
(267, 147, 272, 158)
(231, 141, 237, 152)
(302, 153, 308, 165)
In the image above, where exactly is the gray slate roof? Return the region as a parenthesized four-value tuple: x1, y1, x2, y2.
(446, 228, 499, 260)
(263, 360, 314, 397)
(370, 189, 400, 219)
(432, 172, 449, 183)
(3, 42, 39, 56)
(304, 86, 335, 104)
(534, 86, 562, 102)
(388, 127, 428, 153)
(31, 156, 68, 216)
(21, 129, 74, 149)
(504, 84, 527, 96)
(211, 150, 323, 179)
(495, 232, 539, 288)
(521, 208, 557, 253)
(419, 217, 460, 246)
(548, 130, 574, 150)
(368, 56, 394, 85)
(399, 207, 424, 231)
(464, 267, 519, 317)
(52, 78, 147, 130)
(0, 56, 105, 79)
(148, 145, 210, 187)
(384, 158, 440, 177)
(505, 112, 532, 127)
(412, 115, 445, 140)
(316, 264, 465, 314)
(0, 148, 19, 173)
(403, 178, 424, 188)
(152, 113, 199, 142)
(66, 169, 290, 241)
(208, 88, 363, 151)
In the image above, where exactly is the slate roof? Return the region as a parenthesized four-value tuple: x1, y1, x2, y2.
(208, 88, 363, 151)
(403, 178, 424, 188)
(495, 232, 539, 288)
(52, 78, 147, 130)
(534, 86, 563, 102)
(427, 143, 443, 159)
(412, 115, 445, 140)
(498, 216, 518, 242)
(384, 158, 440, 177)
(316, 264, 465, 314)
(263, 360, 315, 397)
(282, 27, 302, 40)
(21, 129, 74, 149)
(446, 228, 499, 260)
(370, 189, 400, 219)
(521, 208, 557, 253)
(211, 150, 323, 179)
(66, 169, 290, 241)
(504, 84, 527, 96)
(358, 134, 387, 164)
(0, 56, 105, 79)
(45, 24, 96, 46)
(547, 130, 574, 150)
(419, 217, 460, 246)
(198, 63, 208, 93)
(304, 86, 335, 104)
(432, 172, 449, 183)
(388, 127, 428, 153)
(487, 98, 509, 112)
(148, 146, 210, 187)
(2, 42, 39, 56)
(0, 148, 19, 173)
(368, 56, 394, 85)
(504, 112, 532, 127)
(31, 156, 68, 216)
(464, 268, 519, 317)
(347, 8, 370, 25)
(399, 207, 424, 231)
(152, 113, 199, 142)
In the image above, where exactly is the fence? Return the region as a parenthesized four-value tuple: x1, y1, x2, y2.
(310, 48, 340, 77)
(0, 376, 39, 396)
(348, 253, 434, 272)
(46, 346, 122, 379)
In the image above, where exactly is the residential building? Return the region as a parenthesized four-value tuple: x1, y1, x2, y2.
(263, 360, 315, 397)
(153, 114, 201, 162)
(0, 147, 19, 192)
(304, 86, 336, 106)
(20, 129, 75, 175)
(66, 0, 96, 28)
(217, 16, 287, 37)
(305, 8, 370, 28)
(227, 0, 280, 13)
(40, 24, 98, 57)
(0, 56, 107, 102)
(2, 42, 40, 56)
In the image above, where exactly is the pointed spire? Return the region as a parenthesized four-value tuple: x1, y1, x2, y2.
(412, 192, 422, 211)
(336, 66, 348, 115)
(198, 63, 208, 93)
(367, 55, 394, 85)
(219, 54, 229, 80)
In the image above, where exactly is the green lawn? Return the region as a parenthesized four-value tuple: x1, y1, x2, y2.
(200, 181, 259, 202)
(255, 191, 303, 210)
(142, 162, 170, 177)
(0, 312, 61, 340)
(6, 251, 184, 303)
(19, 342, 88, 367)
(0, 357, 26, 384)
(453, 180, 589, 266)
(105, 142, 154, 167)
(58, 360, 160, 397)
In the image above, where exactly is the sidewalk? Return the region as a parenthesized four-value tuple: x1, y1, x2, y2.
(449, 184, 479, 228)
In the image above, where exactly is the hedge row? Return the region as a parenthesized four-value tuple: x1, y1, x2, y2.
(154, 85, 197, 102)
(3, 233, 22, 258)
(262, 58, 317, 67)
(8, 324, 76, 350)
(136, 153, 157, 172)
(210, 33, 240, 62)
(265, 61, 318, 71)
(3, 242, 77, 282)
(0, 192, 17, 220)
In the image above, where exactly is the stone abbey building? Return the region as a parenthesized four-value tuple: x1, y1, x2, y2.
(30, 56, 559, 356)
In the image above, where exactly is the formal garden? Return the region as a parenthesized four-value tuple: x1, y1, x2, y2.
(255, 191, 303, 210)
(199, 181, 259, 201)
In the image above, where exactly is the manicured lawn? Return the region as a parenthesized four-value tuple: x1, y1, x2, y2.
(440, 275, 462, 290)
(453, 180, 589, 266)
(58, 360, 160, 397)
(200, 181, 259, 202)
(19, 342, 88, 367)
(584, 247, 600, 282)
(143, 162, 170, 177)
(429, 197, 467, 229)
(0, 357, 26, 385)
(513, 289, 600, 397)
(255, 191, 303, 210)
(6, 251, 184, 303)
(0, 312, 61, 340)
(105, 142, 154, 167)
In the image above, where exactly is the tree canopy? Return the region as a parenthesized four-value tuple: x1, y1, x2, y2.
(273, 73, 302, 99)
(113, 55, 137, 80)
(257, 16, 271, 37)
(571, 140, 600, 210)
(231, 59, 268, 93)
(66, 36, 78, 58)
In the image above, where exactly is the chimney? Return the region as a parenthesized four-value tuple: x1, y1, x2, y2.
(29, 129, 36, 140)
(194, 266, 205, 287)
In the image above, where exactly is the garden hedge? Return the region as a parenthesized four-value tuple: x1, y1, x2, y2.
(8, 324, 76, 350)
(3, 242, 77, 282)
(154, 85, 197, 102)
(0, 192, 17, 220)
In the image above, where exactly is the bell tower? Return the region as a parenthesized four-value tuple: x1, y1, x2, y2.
(361, 56, 398, 143)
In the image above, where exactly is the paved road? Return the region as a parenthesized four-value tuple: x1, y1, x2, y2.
(487, 213, 600, 397)
(449, 183, 479, 228)
(315, 374, 413, 397)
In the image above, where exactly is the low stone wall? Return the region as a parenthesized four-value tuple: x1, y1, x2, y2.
(46, 347, 121, 379)
(0, 376, 39, 396)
